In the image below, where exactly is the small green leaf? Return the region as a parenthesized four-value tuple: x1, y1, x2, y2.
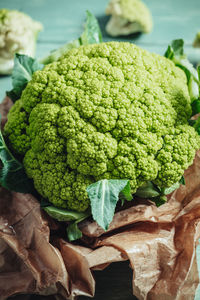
(81, 10, 102, 45)
(7, 54, 43, 102)
(6, 90, 19, 102)
(180, 176, 185, 185)
(121, 181, 132, 201)
(191, 99, 200, 115)
(0, 115, 34, 193)
(164, 45, 174, 60)
(135, 181, 160, 198)
(198, 65, 200, 81)
(87, 179, 129, 230)
(164, 39, 199, 102)
(192, 116, 200, 135)
(67, 222, 83, 241)
(153, 195, 167, 207)
(188, 119, 196, 126)
(40, 198, 51, 207)
(171, 39, 184, 56)
(43, 205, 90, 241)
(44, 206, 90, 222)
(160, 181, 180, 195)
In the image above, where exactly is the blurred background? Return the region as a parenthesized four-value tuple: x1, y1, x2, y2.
(0, 0, 200, 101)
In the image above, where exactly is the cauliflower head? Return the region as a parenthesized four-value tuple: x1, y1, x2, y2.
(0, 9, 42, 74)
(4, 42, 200, 211)
(106, 0, 153, 37)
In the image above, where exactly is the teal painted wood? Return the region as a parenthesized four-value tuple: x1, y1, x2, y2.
(1, 0, 200, 101)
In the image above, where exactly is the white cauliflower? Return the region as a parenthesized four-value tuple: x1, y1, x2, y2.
(106, 0, 153, 37)
(0, 9, 42, 74)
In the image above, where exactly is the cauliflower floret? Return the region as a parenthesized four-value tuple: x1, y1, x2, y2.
(4, 42, 200, 211)
(0, 9, 42, 74)
(105, 0, 153, 37)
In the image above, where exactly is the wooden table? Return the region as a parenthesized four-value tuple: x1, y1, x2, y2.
(1, 0, 200, 299)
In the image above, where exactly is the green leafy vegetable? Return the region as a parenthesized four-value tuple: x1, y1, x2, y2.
(154, 195, 167, 207)
(43, 205, 90, 241)
(66, 210, 91, 241)
(120, 181, 132, 201)
(192, 99, 200, 116)
(198, 65, 200, 81)
(87, 179, 130, 230)
(7, 54, 43, 102)
(0, 115, 33, 193)
(180, 176, 185, 185)
(165, 39, 199, 102)
(191, 117, 200, 135)
(44, 206, 90, 222)
(135, 181, 160, 198)
(67, 222, 83, 241)
(160, 181, 180, 195)
(40, 10, 102, 65)
(81, 10, 102, 45)
(135, 179, 184, 206)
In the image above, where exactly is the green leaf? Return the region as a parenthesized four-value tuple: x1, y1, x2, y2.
(44, 206, 90, 222)
(67, 222, 83, 241)
(6, 90, 19, 102)
(160, 181, 180, 195)
(164, 45, 174, 60)
(66, 209, 91, 241)
(43, 204, 90, 241)
(180, 176, 185, 185)
(191, 99, 200, 115)
(119, 181, 133, 206)
(0, 115, 34, 193)
(7, 54, 43, 102)
(87, 179, 129, 230)
(135, 181, 160, 198)
(80, 10, 102, 45)
(198, 65, 200, 81)
(188, 119, 196, 126)
(191, 116, 200, 135)
(120, 181, 132, 201)
(164, 39, 199, 101)
(171, 39, 184, 55)
(153, 195, 167, 207)
(40, 198, 51, 207)
(40, 11, 102, 65)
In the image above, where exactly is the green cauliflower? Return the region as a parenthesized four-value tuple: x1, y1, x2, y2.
(0, 9, 42, 74)
(106, 0, 153, 37)
(4, 42, 200, 211)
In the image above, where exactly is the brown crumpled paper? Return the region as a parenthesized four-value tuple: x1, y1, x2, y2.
(1, 97, 200, 300)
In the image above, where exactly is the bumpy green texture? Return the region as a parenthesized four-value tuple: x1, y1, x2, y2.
(4, 42, 200, 211)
